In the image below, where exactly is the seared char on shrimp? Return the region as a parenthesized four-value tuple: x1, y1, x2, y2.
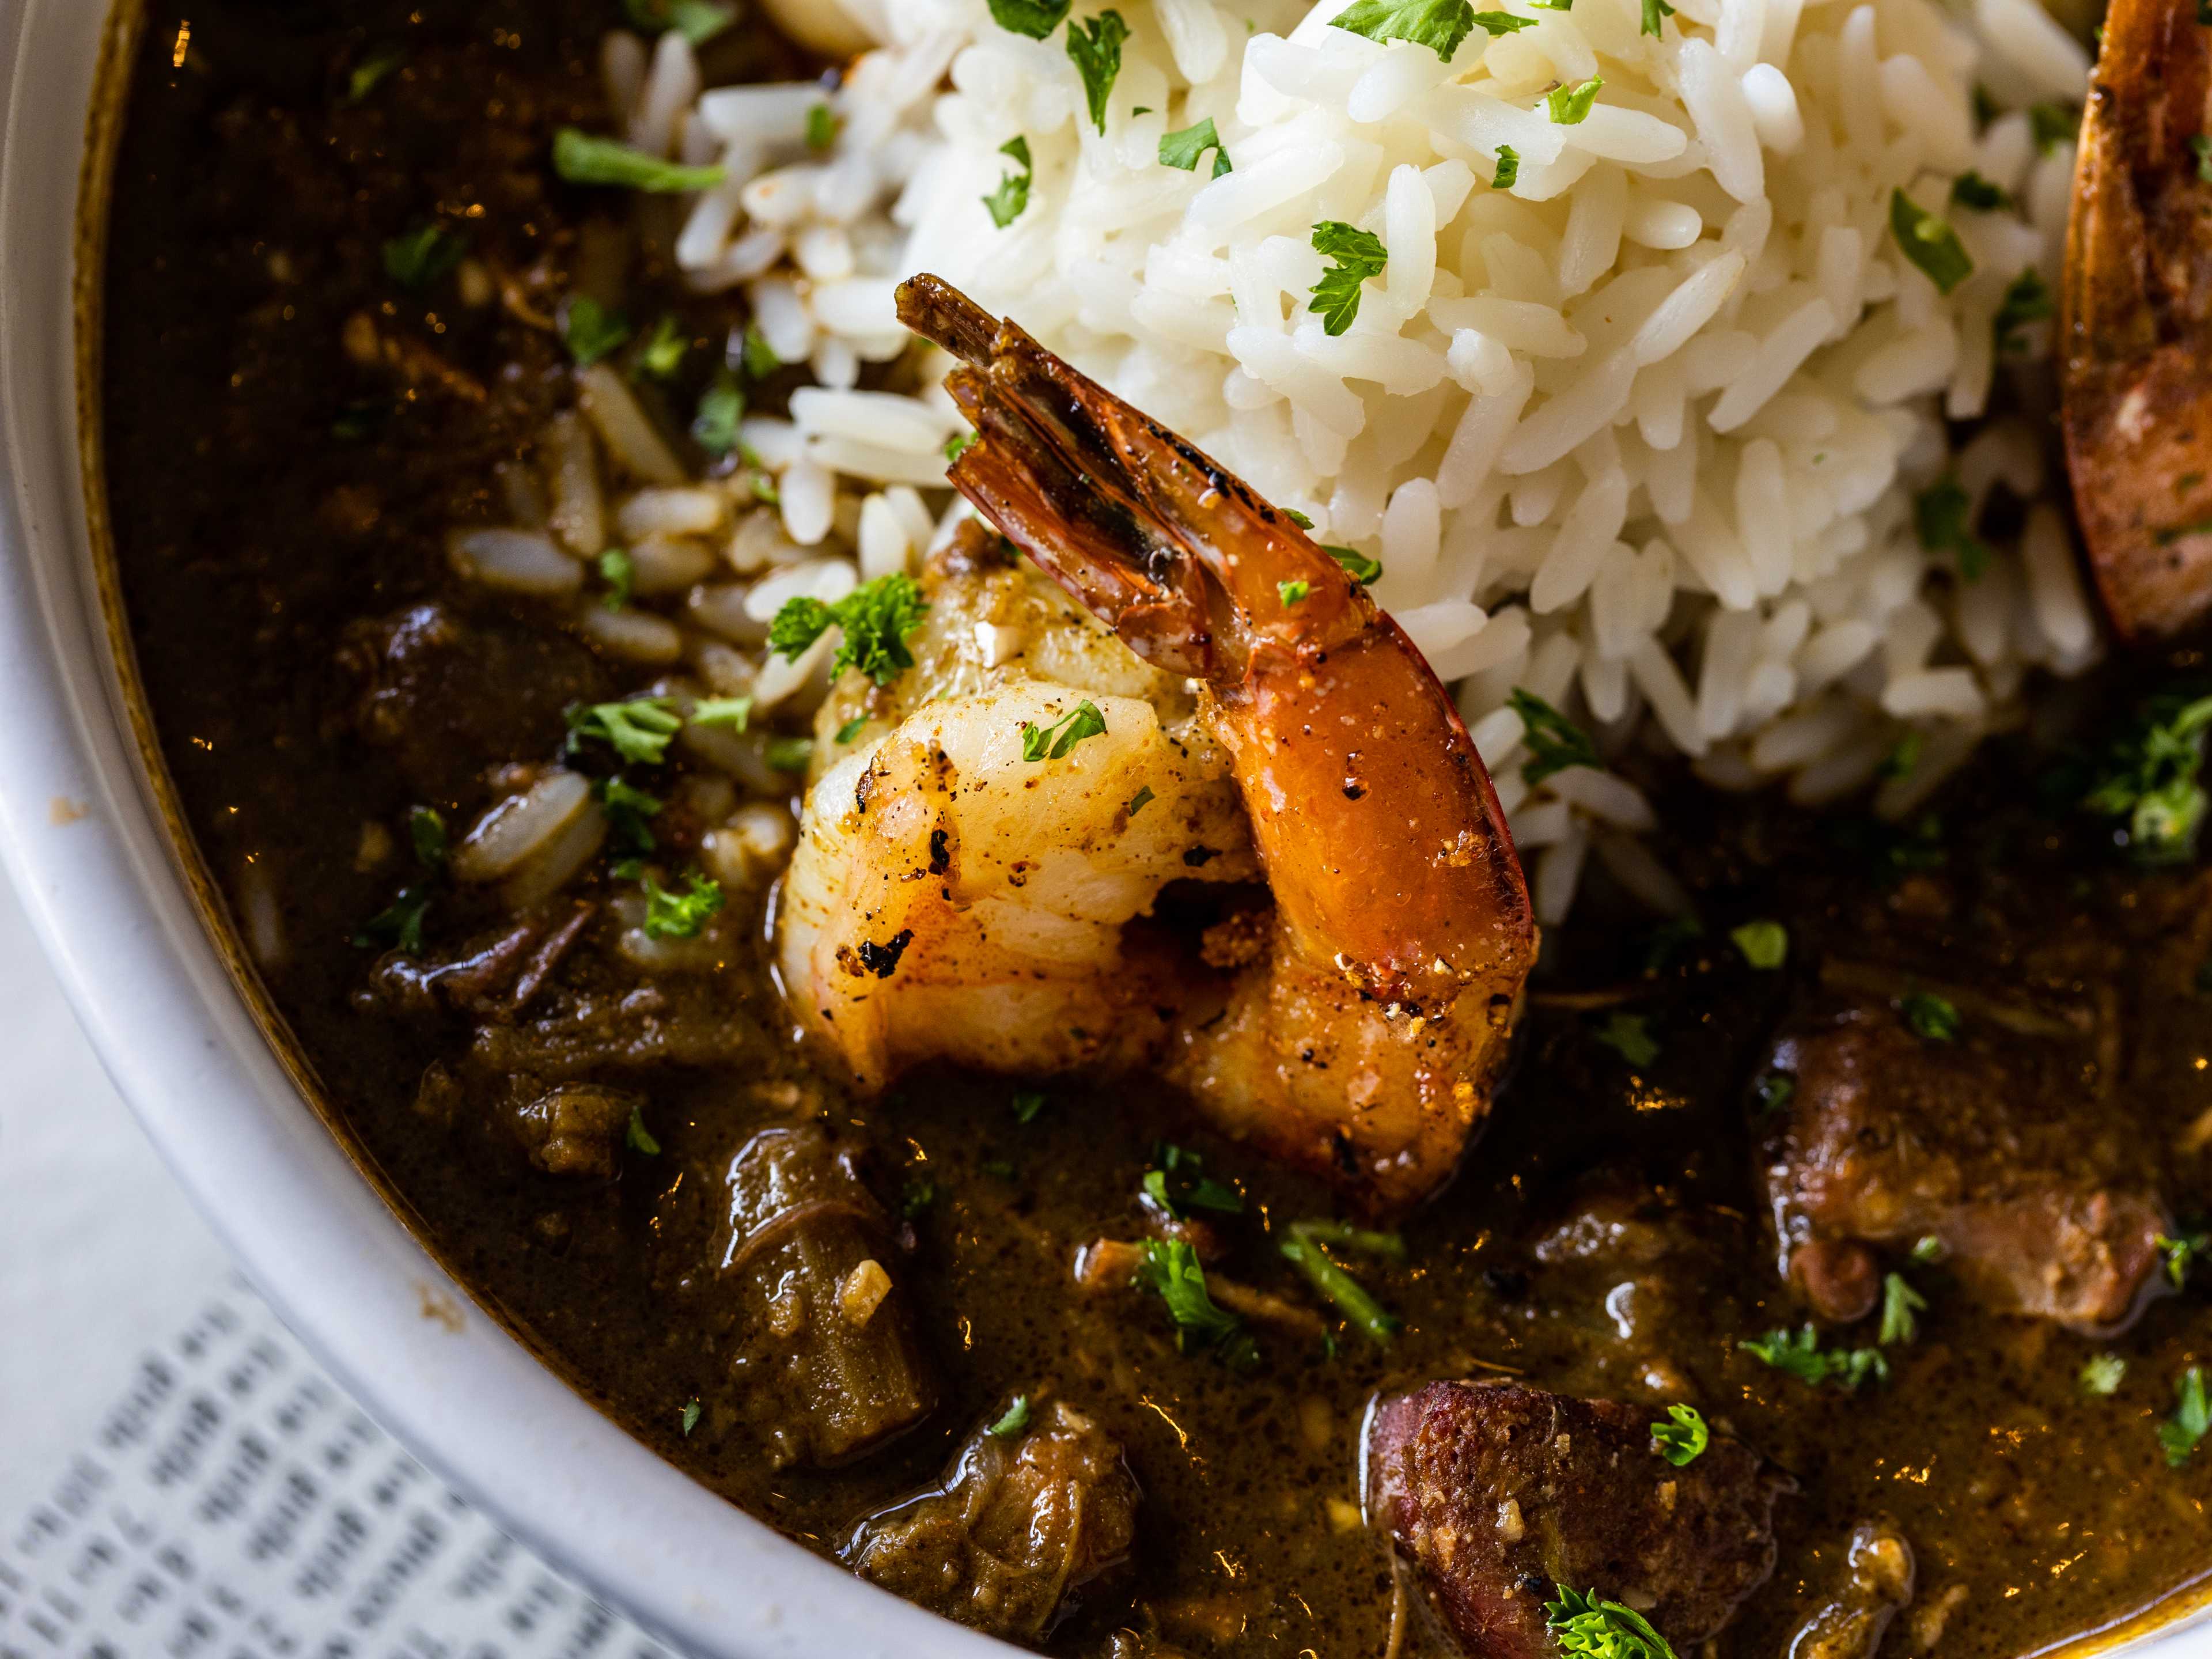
(777, 276, 1537, 1209)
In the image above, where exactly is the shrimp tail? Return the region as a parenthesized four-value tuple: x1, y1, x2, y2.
(895, 274, 1536, 1014)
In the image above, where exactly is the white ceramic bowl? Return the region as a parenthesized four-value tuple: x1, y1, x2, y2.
(2, 6, 2209, 1659)
(0, 5, 999, 1653)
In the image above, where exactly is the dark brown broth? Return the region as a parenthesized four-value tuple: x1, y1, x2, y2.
(98, 5, 2212, 1656)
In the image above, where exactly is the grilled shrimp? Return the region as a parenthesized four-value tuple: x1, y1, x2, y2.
(777, 276, 1537, 1209)
(2062, 0, 2212, 637)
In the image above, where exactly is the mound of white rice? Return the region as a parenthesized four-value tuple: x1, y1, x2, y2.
(575, 0, 2101, 923)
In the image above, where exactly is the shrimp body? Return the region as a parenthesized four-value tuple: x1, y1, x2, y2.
(2063, 0, 2212, 637)
(780, 622, 1258, 1085)
(778, 278, 1537, 1209)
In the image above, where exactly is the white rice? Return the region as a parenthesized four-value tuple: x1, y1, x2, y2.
(452, 0, 2104, 921)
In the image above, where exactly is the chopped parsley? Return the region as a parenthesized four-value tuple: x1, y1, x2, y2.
(595, 775, 664, 863)
(1278, 579, 1310, 605)
(1546, 1588, 1678, 1659)
(987, 0, 1073, 36)
(1949, 170, 2014, 211)
(2028, 101, 2078, 154)
(1509, 687, 1600, 782)
(1730, 919, 1788, 970)
(353, 888, 433, 954)
(382, 223, 467, 293)
(805, 103, 841, 151)
(834, 715, 869, 745)
(679, 1399, 702, 1435)
(1545, 76, 1604, 124)
(1012, 1088, 1050, 1125)
(691, 369, 744, 457)
(1910, 1234, 1946, 1264)
(621, 0, 738, 44)
(625, 1105, 662, 1156)
(351, 806, 448, 955)
(1649, 1403, 1708, 1466)
(2080, 690, 2212, 862)
(987, 1396, 1033, 1437)
(1126, 784, 1157, 817)
(1284, 508, 1315, 529)
(984, 137, 1035, 229)
(1994, 267, 2054, 355)
(2156, 1229, 2208, 1289)
(766, 735, 815, 772)
(1753, 1073, 1796, 1115)
(1888, 189, 1974, 294)
(1912, 475, 1991, 580)
(768, 572, 931, 688)
(1882, 729, 1925, 779)
(567, 696, 683, 764)
(1281, 1221, 1403, 1346)
(1595, 1012, 1660, 1067)
(1067, 11, 1130, 135)
(1878, 1272, 1927, 1345)
(1134, 1239, 1260, 1368)
(552, 128, 725, 193)
(741, 323, 781, 380)
(636, 315, 689, 380)
(1642, 0, 1676, 34)
(1902, 991, 1962, 1041)
(2080, 1354, 2127, 1397)
(1324, 546, 1382, 585)
(642, 872, 724, 939)
(1020, 699, 1109, 762)
(1308, 220, 1389, 336)
(690, 696, 752, 730)
(597, 547, 636, 611)
(900, 1177, 939, 1219)
(408, 805, 449, 869)
(1469, 9, 1538, 30)
(1142, 1144, 1245, 1219)
(2195, 134, 2212, 184)
(946, 430, 978, 464)
(1160, 117, 1233, 177)
(1740, 1324, 1889, 1391)
(2160, 1367, 2209, 1468)
(346, 46, 406, 105)
(1492, 145, 1520, 190)
(1331, 0, 1480, 59)
(562, 297, 633, 367)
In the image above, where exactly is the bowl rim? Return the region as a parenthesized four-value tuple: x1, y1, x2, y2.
(2, 5, 2210, 1659)
(0, 5, 1006, 1654)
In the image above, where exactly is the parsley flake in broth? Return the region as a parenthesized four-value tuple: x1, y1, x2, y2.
(1546, 1588, 1679, 1659)
(642, 872, 725, 940)
(1740, 1325, 1889, 1391)
(1135, 1240, 1260, 1369)
(567, 696, 683, 765)
(1649, 1403, 1708, 1466)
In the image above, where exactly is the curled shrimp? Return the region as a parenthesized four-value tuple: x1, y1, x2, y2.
(777, 275, 1536, 1209)
(2063, 0, 2212, 637)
